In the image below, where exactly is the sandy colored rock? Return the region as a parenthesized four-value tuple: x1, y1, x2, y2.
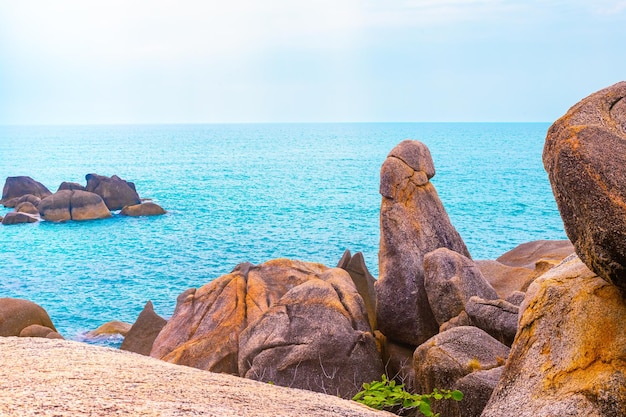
(338, 250, 377, 330)
(39, 190, 112, 222)
(482, 255, 626, 417)
(19, 324, 63, 339)
(0, 298, 57, 336)
(1, 211, 38, 225)
(15, 201, 40, 215)
(543, 82, 626, 290)
(86, 320, 132, 337)
(377, 140, 469, 347)
(120, 202, 166, 216)
(0, 337, 392, 417)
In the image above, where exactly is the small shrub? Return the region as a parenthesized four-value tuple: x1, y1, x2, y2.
(352, 375, 463, 417)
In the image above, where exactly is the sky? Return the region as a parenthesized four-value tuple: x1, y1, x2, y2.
(0, 0, 625, 125)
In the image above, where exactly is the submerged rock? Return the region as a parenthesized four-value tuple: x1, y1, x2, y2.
(482, 255, 626, 416)
(0, 176, 52, 207)
(86, 321, 132, 338)
(1, 211, 38, 225)
(543, 81, 626, 291)
(376, 140, 469, 347)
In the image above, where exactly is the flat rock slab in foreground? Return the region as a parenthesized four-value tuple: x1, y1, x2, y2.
(0, 338, 391, 417)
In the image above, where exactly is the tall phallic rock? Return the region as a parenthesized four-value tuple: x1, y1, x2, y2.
(481, 255, 626, 416)
(543, 81, 626, 291)
(376, 140, 470, 346)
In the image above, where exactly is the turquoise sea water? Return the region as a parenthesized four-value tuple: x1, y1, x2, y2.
(0, 123, 566, 343)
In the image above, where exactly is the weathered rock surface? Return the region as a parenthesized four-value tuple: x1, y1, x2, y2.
(120, 201, 166, 216)
(465, 296, 518, 346)
(1, 211, 38, 225)
(0, 298, 57, 336)
(482, 255, 626, 417)
(423, 248, 498, 327)
(495, 240, 574, 269)
(120, 301, 167, 356)
(413, 326, 509, 417)
(338, 249, 377, 330)
(152, 258, 381, 398)
(38, 190, 112, 222)
(380, 336, 417, 393)
(15, 201, 40, 216)
(86, 320, 132, 338)
(238, 267, 383, 398)
(377, 140, 470, 347)
(57, 181, 86, 191)
(14, 194, 42, 208)
(86, 173, 140, 211)
(19, 324, 64, 339)
(0, 176, 51, 207)
(0, 338, 391, 417)
(543, 82, 626, 290)
(475, 260, 535, 299)
(453, 366, 503, 417)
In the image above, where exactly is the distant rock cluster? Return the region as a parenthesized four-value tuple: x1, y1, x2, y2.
(0, 174, 165, 225)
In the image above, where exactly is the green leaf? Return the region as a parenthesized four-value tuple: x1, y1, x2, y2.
(419, 401, 433, 417)
(451, 390, 464, 401)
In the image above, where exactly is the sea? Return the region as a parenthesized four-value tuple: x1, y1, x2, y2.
(0, 123, 567, 346)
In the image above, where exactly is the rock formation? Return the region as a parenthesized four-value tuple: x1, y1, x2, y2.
(423, 248, 498, 328)
(151, 259, 382, 398)
(57, 181, 86, 191)
(413, 326, 509, 417)
(0, 298, 58, 337)
(337, 250, 377, 330)
(120, 202, 166, 216)
(86, 173, 141, 211)
(19, 324, 64, 339)
(482, 255, 626, 416)
(376, 140, 470, 347)
(38, 190, 112, 222)
(0, 176, 52, 207)
(86, 321, 132, 338)
(120, 301, 167, 356)
(1, 211, 38, 225)
(543, 81, 626, 290)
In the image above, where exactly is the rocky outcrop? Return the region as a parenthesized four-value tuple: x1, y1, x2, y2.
(453, 367, 503, 417)
(1, 211, 38, 225)
(0, 176, 51, 207)
(15, 201, 40, 216)
(38, 190, 112, 222)
(120, 301, 167, 356)
(543, 81, 626, 291)
(337, 250, 377, 330)
(57, 181, 86, 191)
(377, 140, 470, 347)
(423, 248, 498, 328)
(413, 326, 509, 417)
(0, 298, 57, 337)
(0, 338, 390, 417)
(14, 194, 42, 207)
(239, 268, 383, 397)
(482, 255, 626, 416)
(120, 202, 166, 217)
(86, 173, 140, 211)
(465, 296, 518, 346)
(151, 259, 381, 398)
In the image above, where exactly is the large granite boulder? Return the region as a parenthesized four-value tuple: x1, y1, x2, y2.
(151, 259, 381, 398)
(379, 336, 417, 393)
(119, 202, 166, 217)
(377, 140, 470, 346)
(120, 301, 167, 356)
(0, 176, 52, 207)
(1, 211, 38, 225)
(0, 298, 57, 336)
(238, 268, 383, 398)
(543, 82, 626, 291)
(57, 181, 86, 192)
(423, 248, 498, 327)
(86, 173, 140, 211)
(337, 250, 377, 330)
(482, 255, 626, 416)
(19, 324, 64, 339)
(413, 326, 509, 417)
(86, 321, 132, 338)
(14, 194, 42, 208)
(15, 201, 40, 216)
(38, 190, 112, 222)
(465, 296, 518, 346)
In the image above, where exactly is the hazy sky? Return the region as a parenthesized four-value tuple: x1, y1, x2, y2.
(1, 0, 625, 124)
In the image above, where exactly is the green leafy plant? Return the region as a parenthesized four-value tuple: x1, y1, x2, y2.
(352, 375, 463, 417)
